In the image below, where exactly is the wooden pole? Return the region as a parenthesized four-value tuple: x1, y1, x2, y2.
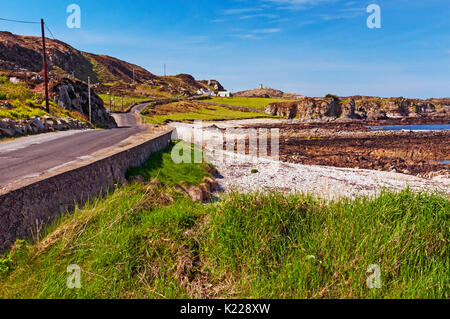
(88, 76, 91, 124)
(41, 19, 49, 113)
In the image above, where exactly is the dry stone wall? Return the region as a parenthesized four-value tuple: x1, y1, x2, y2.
(0, 116, 90, 138)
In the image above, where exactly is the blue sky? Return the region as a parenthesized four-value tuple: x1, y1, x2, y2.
(1, 0, 449, 98)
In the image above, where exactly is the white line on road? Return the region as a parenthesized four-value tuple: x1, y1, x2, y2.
(43, 155, 93, 174)
(46, 160, 77, 173)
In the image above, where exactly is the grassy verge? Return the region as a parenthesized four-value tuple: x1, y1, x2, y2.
(0, 143, 448, 298)
(209, 97, 293, 109)
(127, 142, 212, 187)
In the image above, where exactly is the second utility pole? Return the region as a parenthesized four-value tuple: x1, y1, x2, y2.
(88, 76, 92, 124)
(41, 18, 49, 113)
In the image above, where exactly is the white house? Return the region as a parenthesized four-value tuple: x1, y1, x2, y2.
(217, 91, 232, 97)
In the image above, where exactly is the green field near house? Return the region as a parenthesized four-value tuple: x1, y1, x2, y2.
(209, 97, 293, 109)
(142, 101, 276, 125)
(98, 94, 150, 112)
(143, 106, 274, 124)
(0, 142, 448, 299)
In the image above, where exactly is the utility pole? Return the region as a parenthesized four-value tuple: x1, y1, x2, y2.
(108, 92, 112, 112)
(41, 18, 49, 113)
(88, 76, 92, 124)
(164, 64, 166, 77)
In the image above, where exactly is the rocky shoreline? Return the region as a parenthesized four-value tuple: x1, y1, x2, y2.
(207, 148, 449, 200)
(242, 119, 449, 178)
(170, 118, 449, 199)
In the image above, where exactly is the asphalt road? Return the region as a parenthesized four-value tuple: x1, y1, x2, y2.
(0, 102, 152, 189)
(110, 102, 150, 127)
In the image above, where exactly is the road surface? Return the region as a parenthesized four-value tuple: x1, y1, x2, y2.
(0, 102, 152, 189)
(110, 102, 150, 127)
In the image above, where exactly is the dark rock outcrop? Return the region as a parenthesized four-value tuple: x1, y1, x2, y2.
(198, 79, 225, 92)
(51, 78, 117, 128)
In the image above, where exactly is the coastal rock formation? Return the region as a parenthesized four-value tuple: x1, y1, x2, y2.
(266, 97, 342, 119)
(266, 96, 450, 121)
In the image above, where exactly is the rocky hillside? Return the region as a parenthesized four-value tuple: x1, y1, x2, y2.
(0, 31, 154, 84)
(0, 31, 223, 97)
(266, 96, 450, 121)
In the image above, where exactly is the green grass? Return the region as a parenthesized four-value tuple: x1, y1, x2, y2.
(0, 78, 39, 101)
(98, 94, 150, 112)
(0, 143, 448, 298)
(127, 141, 212, 187)
(0, 100, 87, 122)
(205, 190, 449, 298)
(0, 78, 87, 122)
(0, 101, 46, 120)
(209, 97, 293, 109)
(144, 105, 276, 125)
(0, 188, 447, 298)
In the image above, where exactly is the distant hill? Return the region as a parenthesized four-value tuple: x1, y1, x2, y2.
(234, 87, 304, 99)
(0, 31, 223, 97)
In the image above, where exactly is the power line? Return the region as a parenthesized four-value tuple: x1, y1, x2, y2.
(0, 16, 57, 40)
(44, 23, 56, 40)
(0, 17, 40, 24)
(0, 17, 57, 40)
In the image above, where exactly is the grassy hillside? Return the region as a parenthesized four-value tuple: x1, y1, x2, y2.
(0, 32, 217, 100)
(0, 142, 448, 299)
(0, 76, 87, 122)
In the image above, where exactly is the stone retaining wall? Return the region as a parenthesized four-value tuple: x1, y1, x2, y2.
(0, 116, 90, 138)
(0, 129, 173, 251)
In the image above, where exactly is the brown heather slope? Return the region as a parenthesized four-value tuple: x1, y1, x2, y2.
(0, 31, 222, 97)
(0, 31, 155, 83)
